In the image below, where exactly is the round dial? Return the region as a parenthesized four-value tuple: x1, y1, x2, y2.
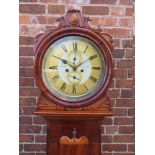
(42, 36, 107, 102)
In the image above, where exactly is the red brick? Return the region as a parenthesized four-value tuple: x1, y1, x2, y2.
(20, 0, 37, 2)
(19, 36, 34, 45)
(19, 98, 36, 106)
(104, 28, 131, 38)
(106, 126, 118, 134)
(104, 18, 117, 26)
(113, 108, 127, 116)
(101, 126, 105, 133)
(36, 153, 46, 155)
(119, 0, 133, 5)
(20, 135, 34, 142)
(43, 126, 47, 133)
(20, 57, 33, 66)
(90, 0, 116, 4)
(31, 16, 46, 24)
(114, 135, 134, 143)
(19, 107, 22, 115)
(47, 17, 58, 24)
(33, 117, 46, 124)
(128, 69, 134, 78)
(117, 60, 134, 69)
(20, 25, 29, 35)
(119, 18, 134, 28)
(121, 89, 134, 98)
(19, 88, 40, 96)
(128, 144, 135, 152)
(109, 80, 114, 89)
(19, 144, 23, 152)
(116, 79, 134, 88)
(20, 78, 34, 86)
(40, 0, 58, 2)
(110, 7, 125, 16)
(102, 117, 113, 125)
(116, 99, 134, 107)
(101, 135, 113, 143)
(107, 89, 120, 98)
(113, 69, 127, 78)
(114, 39, 121, 48)
(20, 153, 35, 155)
(128, 107, 135, 116)
(24, 144, 46, 151)
(22, 107, 37, 115)
(90, 17, 117, 27)
(19, 68, 34, 77)
(82, 6, 109, 15)
(103, 144, 127, 152)
(114, 153, 135, 155)
(29, 25, 45, 36)
(19, 15, 30, 24)
(125, 48, 135, 58)
(114, 117, 134, 125)
(119, 126, 134, 134)
(20, 125, 41, 133)
(112, 49, 125, 58)
(20, 116, 32, 124)
(122, 39, 134, 48)
(101, 153, 112, 155)
(126, 7, 134, 16)
(35, 135, 47, 143)
(19, 4, 45, 14)
(19, 47, 34, 56)
(48, 5, 65, 14)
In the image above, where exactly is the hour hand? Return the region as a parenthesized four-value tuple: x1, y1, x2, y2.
(68, 75, 80, 80)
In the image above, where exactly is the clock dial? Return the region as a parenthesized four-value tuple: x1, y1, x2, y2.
(42, 36, 106, 102)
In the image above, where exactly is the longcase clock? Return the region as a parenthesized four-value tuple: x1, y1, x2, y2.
(34, 9, 114, 155)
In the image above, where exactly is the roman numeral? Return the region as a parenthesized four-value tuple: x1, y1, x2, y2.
(62, 45, 68, 53)
(90, 76, 98, 83)
(92, 67, 101, 70)
(73, 42, 77, 51)
(49, 66, 58, 69)
(51, 75, 59, 83)
(84, 84, 88, 92)
(60, 82, 66, 91)
(89, 55, 97, 60)
(83, 45, 88, 53)
(72, 85, 76, 94)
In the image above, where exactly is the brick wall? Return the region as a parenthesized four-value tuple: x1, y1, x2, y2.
(19, 0, 135, 155)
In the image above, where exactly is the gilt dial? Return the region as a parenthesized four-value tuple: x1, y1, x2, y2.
(42, 36, 106, 102)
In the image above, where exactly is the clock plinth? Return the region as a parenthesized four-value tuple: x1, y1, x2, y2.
(34, 9, 114, 155)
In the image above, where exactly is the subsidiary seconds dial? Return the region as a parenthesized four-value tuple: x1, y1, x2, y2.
(42, 36, 106, 102)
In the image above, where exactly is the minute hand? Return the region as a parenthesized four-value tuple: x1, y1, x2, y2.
(51, 54, 74, 68)
(76, 55, 97, 67)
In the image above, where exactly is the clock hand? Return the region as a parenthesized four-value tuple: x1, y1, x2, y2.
(76, 55, 97, 68)
(51, 54, 74, 68)
(68, 75, 80, 80)
(73, 54, 76, 65)
(51, 54, 67, 64)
